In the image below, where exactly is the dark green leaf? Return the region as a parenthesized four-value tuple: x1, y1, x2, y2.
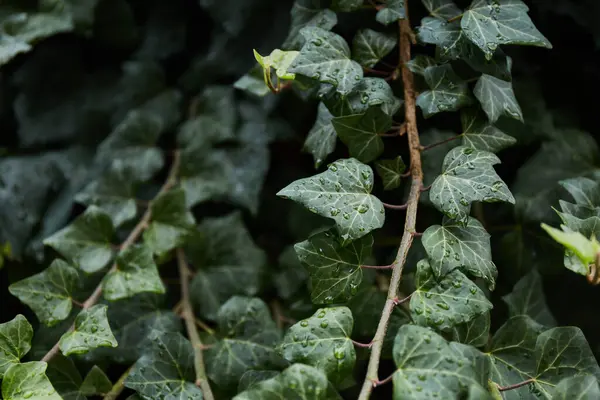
(461, 108, 516, 153)
(125, 332, 203, 399)
(45, 355, 85, 400)
(352, 29, 396, 68)
(274, 247, 309, 300)
(422, 216, 497, 288)
(429, 146, 514, 223)
(80, 366, 112, 396)
(324, 77, 401, 118)
(290, 27, 363, 95)
(283, 1, 338, 50)
(277, 158, 385, 244)
(502, 270, 556, 327)
(474, 74, 523, 123)
(332, 107, 391, 163)
(411, 259, 492, 330)
(450, 311, 490, 348)
(295, 229, 372, 304)
(461, 0, 551, 59)
(102, 244, 165, 301)
(304, 102, 338, 169)
(553, 375, 600, 400)
(238, 370, 280, 393)
(560, 177, 600, 208)
(332, 0, 363, 12)
(416, 64, 472, 118)
(0, 315, 33, 378)
(43, 206, 114, 274)
(1, 362, 62, 400)
(375, 156, 406, 190)
(422, 0, 462, 19)
(143, 188, 196, 257)
(420, 129, 461, 207)
(189, 212, 266, 320)
(9, 260, 81, 326)
(234, 66, 271, 97)
(417, 18, 464, 59)
(59, 305, 117, 356)
(376, 0, 405, 25)
(279, 307, 355, 384)
(406, 55, 437, 76)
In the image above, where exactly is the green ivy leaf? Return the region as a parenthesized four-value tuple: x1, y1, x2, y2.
(410, 259, 492, 330)
(279, 307, 355, 384)
(44, 355, 85, 400)
(474, 74, 523, 123)
(406, 55, 437, 76)
(392, 324, 484, 398)
(143, 188, 196, 257)
(553, 375, 600, 400)
(422, 216, 497, 288)
(234, 66, 271, 97)
(502, 270, 556, 327)
(450, 311, 491, 348)
(332, 0, 363, 12)
(324, 77, 402, 118)
(332, 107, 391, 163)
(102, 244, 165, 301)
(0, 315, 33, 378)
(9, 260, 81, 327)
(206, 296, 285, 389)
(304, 102, 338, 169)
(375, 156, 406, 190)
(277, 158, 385, 244)
(44, 206, 114, 273)
(352, 29, 396, 68)
(376, 0, 405, 25)
(59, 305, 117, 356)
(430, 146, 514, 223)
(460, 108, 516, 153)
(290, 27, 363, 95)
(238, 371, 279, 393)
(2, 362, 62, 400)
(79, 366, 112, 396)
(125, 332, 203, 399)
(416, 64, 472, 118)
(188, 212, 267, 320)
(74, 169, 137, 228)
(295, 229, 372, 304)
(422, 0, 462, 19)
(560, 177, 600, 208)
(254, 49, 299, 80)
(283, 1, 338, 50)
(274, 247, 309, 300)
(461, 0, 552, 59)
(417, 18, 464, 60)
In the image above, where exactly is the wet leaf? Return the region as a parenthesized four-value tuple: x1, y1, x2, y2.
(332, 107, 391, 163)
(450, 311, 490, 348)
(2, 362, 62, 400)
(352, 29, 396, 68)
(474, 74, 523, 123)
(304, 102, 338, 169)
(460, 108, 516, 153)
(376, 0, 405, 25)
(79, 366, 112, 396)
(59, 305, 117, 356)
(283, 1, 338, 50)
(416, 64, 472, 118)
(0, 315, 33, 378)
(406, 55, 437, 76)
(422, 0, 462, 19)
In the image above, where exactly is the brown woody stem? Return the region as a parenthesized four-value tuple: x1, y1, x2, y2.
(358, 3, 424, 398)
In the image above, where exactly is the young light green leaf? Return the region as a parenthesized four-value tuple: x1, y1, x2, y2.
(59, 305, 117, 356)
(324, 77, 402, 118)
(375, 156, 406, 190)
(422, 216, 497, 288)
(206, 296, 285, 389)
(143, 188, 196, 257)
(289, 27, 363, 95)
(416, 64, 472, 118)
(124, 332, 203, 399)
(283, 1, 338, 50)
(461, 0, 552, 59)
(43, 206, 114, 274)
(422, 0, 462, 19)
(0, 315, 33, 378)
(541, 224, 598, 273)
(279, 307, 355, 384)
(405, 55, 437, 76)
(2, 362, 62, 400)
(304, 102, 338, 169)
(80, 365, 112, 396)
(376, 0, 405, 25)
(352, 29, 396, 68)
(411, 259, 492, 330)
(9, 260, 81, 327)
(102, 244, 165, 301)
(430, 146, 514, 223)
(474, 74, 523, 123)
(332, 107, 391, 163)
(277, 158, 385, 244)
(502, 269, 556, 327)
(450, 311, 491, 348)
(295, 229, 372, 304)
(560, 177, 600, 208)
(392, 325, 484, 398)
(461, 108, 516, 153)
(254, 49, 299, 80)
(553, 375, 600, 400)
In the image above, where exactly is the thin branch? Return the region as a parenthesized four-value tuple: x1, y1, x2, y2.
(378, 132, 400, 137)
(195, 318, 216, 336)
(41, 151, 182, 364)
(102, 366, 133, 400)
(419, 135, 461, 151)
(420, 184, 432, 192)
(382, 202, 408, 210)
(358, 3, 424, 398)
(177, 249, 215, 400)
(361, 264, 393, 270)
(372, 373, 394, 387)
(497, 379, 534, 392)
(412, 232, 423, 237)
(352, 340, 373, 349)
(392, 293, 412, 305)
(447, 13, 463, 23)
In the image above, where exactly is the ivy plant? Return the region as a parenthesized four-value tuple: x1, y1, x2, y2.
(0, 1, 599, 400)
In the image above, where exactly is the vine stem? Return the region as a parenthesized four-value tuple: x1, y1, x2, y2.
(40, 151, 182, 364)
(177, 249, 215, 400)
(497, 379, 534, 391)
(357, 4, 424, 399)
(102, 366, 133, 400)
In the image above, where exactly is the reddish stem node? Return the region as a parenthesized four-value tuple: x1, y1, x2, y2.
(392, 293, 412, 306)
